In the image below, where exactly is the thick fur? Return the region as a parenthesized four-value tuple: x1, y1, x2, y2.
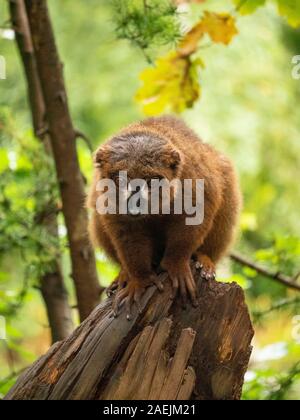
(87, 116, 241, 315)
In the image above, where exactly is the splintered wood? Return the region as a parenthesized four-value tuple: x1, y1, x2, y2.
(104, 319, 196, 400)
(5, 261, 254, 400)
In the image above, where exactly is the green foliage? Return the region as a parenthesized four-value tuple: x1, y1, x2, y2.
(135, 52, 202, 115)
(134, 0, 300, 114)
(233, 0, 300, 28)
(255, 236, 300, 274)
(0, 0, 300, 400)
(233, 0, 267, 14)
(276, 0, 300, 28)
(252, 297, 300, 323)
(243, 362, 300, 400)
(0, 108, 60, 317)
(111, 0, 181, 61)
(0, 373, 18, 399)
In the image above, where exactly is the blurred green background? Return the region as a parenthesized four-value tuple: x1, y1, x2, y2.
(0, 0, 300, 400)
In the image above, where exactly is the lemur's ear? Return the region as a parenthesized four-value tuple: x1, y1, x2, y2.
(162, 146, 181, 170)
(93, 146, 110, 168)
(169, 149, 181, 170)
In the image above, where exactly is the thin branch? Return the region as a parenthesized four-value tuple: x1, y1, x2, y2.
(0, 367, 27, 388)
(74, 129, 93, 153)
(252, 297, 300, 322)
(267, 361, 300, 400)
(230, 252, 300, 292)
(292, 270, 300, 283)
(0, 19, 12, 29)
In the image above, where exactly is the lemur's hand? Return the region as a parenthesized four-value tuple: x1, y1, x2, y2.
(106, 269, 127, 297)
(161, 259, 198, 308)
(112, 273, 164, 320)
(195, 254, 216, 281)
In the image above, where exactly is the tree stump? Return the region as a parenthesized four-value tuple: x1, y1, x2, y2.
(5, 262, 254, 400)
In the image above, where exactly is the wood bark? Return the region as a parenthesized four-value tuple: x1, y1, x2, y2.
(9, 0, 73, 342)
(23, 0, 101, 321)
(5, 262, 254, 400)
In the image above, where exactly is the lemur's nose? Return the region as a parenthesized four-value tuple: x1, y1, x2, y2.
(127, 184, 148, 216)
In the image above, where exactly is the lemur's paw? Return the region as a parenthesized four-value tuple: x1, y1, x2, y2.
(162, 260, 198, 308)
(195, 254, 216, 281)
(112, 273, 162, 320)
(106, 269, 127, 297)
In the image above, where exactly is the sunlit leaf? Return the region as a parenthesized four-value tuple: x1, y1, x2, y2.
(178, 21, 205, 56)
(220, 273, 251, 289)
(276, 0, 300, 28)
(240, 212, 258, 231)
(0, 149, 9, 172)
(243, 266, 258, 278)
(234, 0, 300, 28)
(135, 51, 202, 115)
(233, 0, 267, 15)
(200, 11, 238, 45)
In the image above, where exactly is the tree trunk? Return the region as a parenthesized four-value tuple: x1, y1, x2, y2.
(23, 0, 101, 321)
(5, 262, 254, 400)
(9, 0, 73, 342)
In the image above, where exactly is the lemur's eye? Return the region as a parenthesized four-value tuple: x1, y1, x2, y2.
(113, 174, 127, 188)
(118, 177, 128, 188)
(146, 176, 163, 188)
(152, 176, 164, 182)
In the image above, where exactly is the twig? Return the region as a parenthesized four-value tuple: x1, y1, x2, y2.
(268, 361, 300, 400)
(292, 270, 300, 283)
(0, 367, 27, 388)
(0, 19, 12, 29)
(230, 252, 300, 292)
(252, 297, 300, 322)
(74, 129, 93, 153)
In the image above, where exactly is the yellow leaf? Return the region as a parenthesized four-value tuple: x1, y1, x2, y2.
(201, 11, 238, 45)
(178, 11, 238, 57)
(178, 21, 205, 56)
(135, 51, 201, 115)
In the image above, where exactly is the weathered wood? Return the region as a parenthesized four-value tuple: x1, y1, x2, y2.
(104, 319, 196, 400)
(5, 262, 254, 400)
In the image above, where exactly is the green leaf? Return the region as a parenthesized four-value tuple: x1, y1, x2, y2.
(243, 266, 258, 278)
(135, 51, 202, 115)
(240, 212, 257, 231)
(233, 0, 267, 15)
(0, 149, 9, 172)
(220, 273, 251, 289)
(276, 0, 300, 28)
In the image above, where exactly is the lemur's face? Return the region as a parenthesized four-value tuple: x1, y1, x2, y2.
(93, 133, 182, 218)
(94, 133, 181, 177)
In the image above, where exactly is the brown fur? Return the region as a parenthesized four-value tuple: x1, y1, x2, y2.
(87, 116, 241, 317)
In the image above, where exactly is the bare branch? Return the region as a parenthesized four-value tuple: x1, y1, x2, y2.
(230, 252, 300, 292)
(252, 297, 300, 322)
(74, 129, 93, 153)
